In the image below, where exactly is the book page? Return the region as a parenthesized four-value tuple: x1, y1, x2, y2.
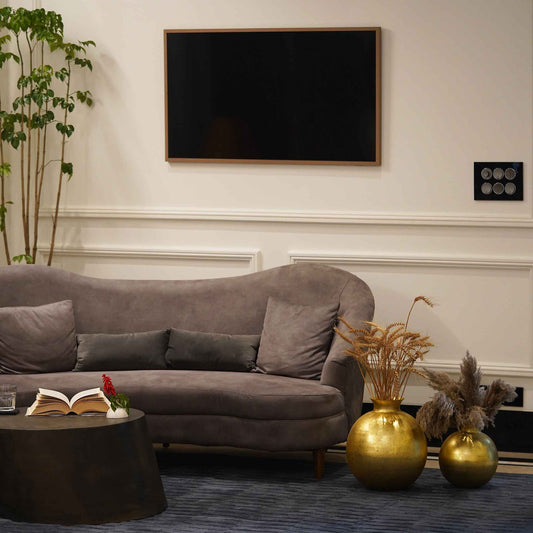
(71, 399, 110, 415)
(38, 388, 70, 405)
(69, 387, 102, 408)
(27, 401, 71, 416)
(72, 391, 110, 409)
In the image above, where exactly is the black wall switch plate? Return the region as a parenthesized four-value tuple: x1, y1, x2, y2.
(474, 162, 523, 201)
(481, 385, 524, 407)
(503, 386, 524, 408)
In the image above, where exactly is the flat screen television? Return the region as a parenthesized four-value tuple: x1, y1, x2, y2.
(165, 27, 381, 165)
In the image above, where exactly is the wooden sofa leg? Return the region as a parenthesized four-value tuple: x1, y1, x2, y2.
(313, 449, 326, 479)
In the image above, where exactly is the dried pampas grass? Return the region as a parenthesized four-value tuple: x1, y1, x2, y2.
(416, 352, 517, 439)
(335, 296, 434, 401)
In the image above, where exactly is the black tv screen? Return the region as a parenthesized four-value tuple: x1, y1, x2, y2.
(165, 28, 381, 165)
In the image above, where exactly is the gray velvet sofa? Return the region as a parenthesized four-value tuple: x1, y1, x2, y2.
(0, 263, 374, 477)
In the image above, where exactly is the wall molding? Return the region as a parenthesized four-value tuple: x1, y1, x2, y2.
(290, 251, 533, 378)
(412, 359, 533, 379)
(39, 207, 533, 229)
(37, 245, 261, 273)
(289, 252, 533, 270)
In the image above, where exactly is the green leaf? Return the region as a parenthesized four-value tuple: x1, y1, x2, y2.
(0, 201, 11, 232)
(12, 254, 33, 264)
(61, 161, 73, 176)
(0, 162, 11, 177)
(0, 204, 7, 232)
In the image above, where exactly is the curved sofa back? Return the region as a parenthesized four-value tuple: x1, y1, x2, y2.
(0, 263, 374, 336)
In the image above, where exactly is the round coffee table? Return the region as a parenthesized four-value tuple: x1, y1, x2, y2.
(0, 408, 167, 524)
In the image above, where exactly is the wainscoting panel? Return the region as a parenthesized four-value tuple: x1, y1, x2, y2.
(290, 252, 533, 376)
(290, 252, 533, 409)
(38, 246, 261, 280)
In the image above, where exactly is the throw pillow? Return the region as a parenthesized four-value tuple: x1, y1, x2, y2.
(255, 297, 338, 380)
(75, 330, 170, 371)
(0, 300, 77, 374)
(165, 329, 261, 372)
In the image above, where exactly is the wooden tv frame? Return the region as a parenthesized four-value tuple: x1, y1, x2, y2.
(164, 27, 381, 166)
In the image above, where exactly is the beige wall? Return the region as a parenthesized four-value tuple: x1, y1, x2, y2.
(4, 0, 533, 409)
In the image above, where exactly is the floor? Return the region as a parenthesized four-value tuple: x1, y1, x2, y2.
(157, 443, 533, 475)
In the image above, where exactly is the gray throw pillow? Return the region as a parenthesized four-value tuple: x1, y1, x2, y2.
(0, 300, 77, 374)
(165, 329, 261, 372)
(75, 330, 170, 371)
(255, 297, 339, 380)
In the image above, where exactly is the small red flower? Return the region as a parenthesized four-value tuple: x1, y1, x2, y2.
(102, 374, 130, 414)
(102, 374, 117, 396)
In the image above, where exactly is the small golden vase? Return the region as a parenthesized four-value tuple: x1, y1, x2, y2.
(346, 398, 427, 490)
(439, 428, 498, 488)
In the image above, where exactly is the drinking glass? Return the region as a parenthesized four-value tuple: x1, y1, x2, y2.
(0, 384, 16, 412)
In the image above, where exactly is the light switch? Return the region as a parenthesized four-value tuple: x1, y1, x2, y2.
(474, 162, 523, 201)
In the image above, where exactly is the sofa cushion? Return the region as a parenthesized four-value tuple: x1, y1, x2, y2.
(0, 300, 77, 374)
(165, 329, 260, 372)
(255, 297, 338, 380)
(7, 370, 345, 420)
(75, 330, 170, 371)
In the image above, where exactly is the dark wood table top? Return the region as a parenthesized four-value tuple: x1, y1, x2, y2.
(0, 407, 144, 431)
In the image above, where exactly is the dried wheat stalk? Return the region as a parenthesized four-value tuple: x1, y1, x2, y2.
(335, 296, 434, 401)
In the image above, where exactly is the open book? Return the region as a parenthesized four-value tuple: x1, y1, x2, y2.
(26, 388, 111, 416)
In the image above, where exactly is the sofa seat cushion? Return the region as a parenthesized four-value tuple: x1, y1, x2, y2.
(6, 370, 345, 421)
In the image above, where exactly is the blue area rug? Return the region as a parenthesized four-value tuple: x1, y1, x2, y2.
(1, 452, 532, 532)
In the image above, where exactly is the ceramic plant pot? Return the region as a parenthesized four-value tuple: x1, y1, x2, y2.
(106, 407, 129, 419)
(346, 398, 427, 490)
(439, 428, 498, 488)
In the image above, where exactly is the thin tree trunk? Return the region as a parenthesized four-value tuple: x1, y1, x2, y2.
(33, 116, 48, 263)
(31, 127, 41, 263)
(48, 136, 65, 266)
(24, 31, 34, 257)
(0, 92, 11, 264)
(48, 63, 71, 266)
(31, 43, 45, 264)
(15, 35, 29, 256)
(0, 140, 11, 265)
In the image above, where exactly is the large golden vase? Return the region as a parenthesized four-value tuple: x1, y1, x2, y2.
(346, 398, 427, 490)
(439, 429, 498, 488)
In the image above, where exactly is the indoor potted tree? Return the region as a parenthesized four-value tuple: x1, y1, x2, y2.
(0, 6, 94, 265)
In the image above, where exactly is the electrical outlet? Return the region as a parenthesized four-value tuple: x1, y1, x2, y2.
(474, 162, 523, 201)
